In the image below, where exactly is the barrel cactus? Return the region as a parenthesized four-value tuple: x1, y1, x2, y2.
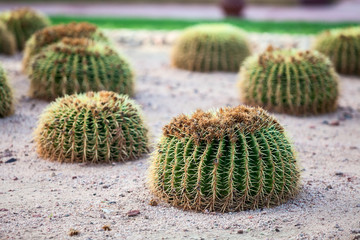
(0, 7, 50, 51)
(0, 21, 16, 55)
(0, 64, 14, 118)
(314, 26, 360, 76)
(171, 23, 251, 72)
(29, 37, 134, 101)
(23, 22, 109, 73)
(238, 47, 339, 115)
(35, 91, 149, 163)
(149, 106, 299, 212)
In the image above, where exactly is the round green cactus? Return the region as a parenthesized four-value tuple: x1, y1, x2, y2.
(29, 37, 134, 101)
(149, 106, 299, 212)
(23, 22, 109, 73)
(0, 64, 14, 118)
(238, 47, 339, 115)
(314, 26, 360, 76)
(0, 21, 16, 55)
(35, 91, 149, 163)
(171, 23, 251, 72)
(0, 7, 50, 51)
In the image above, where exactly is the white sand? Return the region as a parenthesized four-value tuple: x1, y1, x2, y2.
(0, 38, 360, 240)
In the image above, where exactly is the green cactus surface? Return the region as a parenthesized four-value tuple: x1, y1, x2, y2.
(0, 64, 14, 118)
(29, 37, 134, 100)
(171, 23, 251, 72)
(0, 7, 50, 51)
(35, 91, 149, 163)
(0, 21, 16, 55)
(238, 47, 339, 115)
(22, 22, 109, 73)
(314, 26, 360, 76)
(149, 106, 299, 212)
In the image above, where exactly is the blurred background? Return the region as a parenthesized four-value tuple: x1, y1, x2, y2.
(0, 0, 359, 23)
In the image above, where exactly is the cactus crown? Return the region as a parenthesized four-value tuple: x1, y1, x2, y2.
(0, 64, 14, 118)
(29, 38, 134, 100)
(314, 26, 360, 76)
(0, 20, 16, 55)
(150, 105, 299, 212)
(34, 22, 104, 47)
(172, 23, 251, 72)
(163, 106, 282, 143)
(35, 91, 149, 163)
(22, 22, 108, 73)
(0, 7, 50, 50)
(239, 47, 339, 115)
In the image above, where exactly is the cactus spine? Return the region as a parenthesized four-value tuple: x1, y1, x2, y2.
(314, 26, 360, 76)
(35, 91, 149, 163)
(172, 23, 251, 72)
(29, 37, 134, 100)
(0, 64, 14, 118)
(150, 106, 299, 212)
(238, 47, 339, 115)
(0, 21, 16, 55)
(23, 22, 109, 73)
(0, 7, 50, 51)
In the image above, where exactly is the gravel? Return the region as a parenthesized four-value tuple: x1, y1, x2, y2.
(0, 30, 359, 240)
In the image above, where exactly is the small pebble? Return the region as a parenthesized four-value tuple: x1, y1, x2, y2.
(5, 158, 17, 164)
(127, 210, 140, 217)
(237, 230, 244, 234)
(335, 172, 344, 176)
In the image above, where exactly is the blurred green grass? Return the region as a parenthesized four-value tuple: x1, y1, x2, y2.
(50, 15, 358, 34)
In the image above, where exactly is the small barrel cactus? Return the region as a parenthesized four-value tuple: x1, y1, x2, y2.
(0, 64, 14, 118)
(0, 21, 16, 55)
(29, 37, 134, 100)
(238, 47, 339, 115)
(314, 26, 360, 76)
(0, 7, 50, 51)
(35, 91, 149, 163)
(22, 22, 109, 73)
(149, 106, 299, 212)
(171, 23, 251, 72)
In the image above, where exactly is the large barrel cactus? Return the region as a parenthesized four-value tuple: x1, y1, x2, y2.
(29, 37, 134, 100)
(0, 64, 14, 118)
(150, 106, 299, 212)
(0, 7, 50, 51)
(0, 21, 16, 55)
(238, 47, 339, 115)
(23, 22, 109, 73)
(171, 23, 251, 72)
(35, 91, 149, 163)
(314, 26, 360, 76)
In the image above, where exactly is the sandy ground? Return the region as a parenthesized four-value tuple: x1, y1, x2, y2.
(0, 35, 360, 240)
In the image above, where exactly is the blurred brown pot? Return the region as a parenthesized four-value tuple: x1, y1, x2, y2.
(300, 0, 335, 5)
(220, 0, 245, 17)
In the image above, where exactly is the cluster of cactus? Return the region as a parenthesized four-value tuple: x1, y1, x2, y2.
(29, 37, 134, 100)
(0, 64, 14, 118)
(23, 22, 109, 73)
(35, 91, 149, 163)
(238, 47, 339, 115)
(0, 7, 50, 51)
(150, 105, 299, 212)
(0, 21, 16, 55)
(171, 23, 251, 72)
(314, 26, 360, 76)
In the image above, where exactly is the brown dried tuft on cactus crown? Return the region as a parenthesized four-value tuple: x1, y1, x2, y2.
(34, 22, 102, 48)
(163, 105, 283, 144)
